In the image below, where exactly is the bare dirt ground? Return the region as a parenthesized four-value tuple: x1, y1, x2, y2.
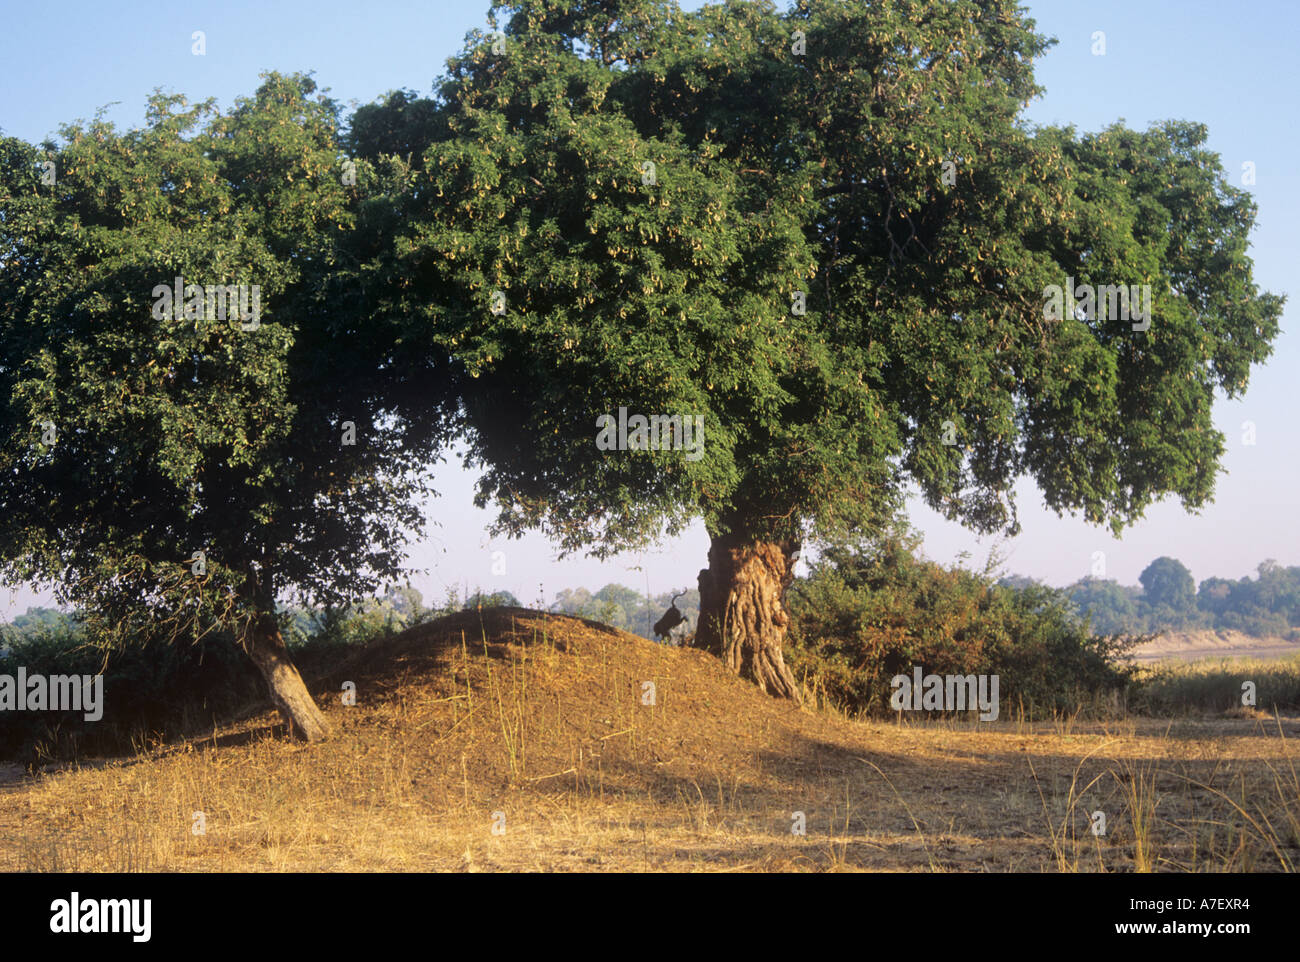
(1129, 630, 1300, 664)
(0, 609, 1297, 872)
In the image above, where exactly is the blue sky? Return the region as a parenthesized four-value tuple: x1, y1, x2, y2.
(2, 0, 1297, 616)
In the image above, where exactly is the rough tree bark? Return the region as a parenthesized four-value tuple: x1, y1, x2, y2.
(245, 611, 332, 742)
(694, 532, 802, 703)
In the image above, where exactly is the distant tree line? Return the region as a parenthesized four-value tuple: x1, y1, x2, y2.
(1022, 557, 1300, 640)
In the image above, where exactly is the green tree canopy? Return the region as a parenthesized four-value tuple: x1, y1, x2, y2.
(1138, 556, 1196, 619)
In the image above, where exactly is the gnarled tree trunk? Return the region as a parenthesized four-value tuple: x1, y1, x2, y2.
(695, 533, 802, 703)
(245, 613, 332, 742)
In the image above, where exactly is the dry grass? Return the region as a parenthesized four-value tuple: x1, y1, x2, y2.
(1, 607, 1298, 872)
(1130, 653, 1300, 715)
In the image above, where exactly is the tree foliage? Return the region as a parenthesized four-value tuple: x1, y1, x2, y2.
(1138, 556, 1196, 620)
(353, 0, 1281, 564)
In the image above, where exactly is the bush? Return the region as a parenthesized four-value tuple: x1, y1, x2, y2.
(0, 616, 257, 763)
(785, 525, 1139, 719)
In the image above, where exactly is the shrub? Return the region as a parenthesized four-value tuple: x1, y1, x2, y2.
(0, 616, 256, 762)
(785, 525, 1139, 718)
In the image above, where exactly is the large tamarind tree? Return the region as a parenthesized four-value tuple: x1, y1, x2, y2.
(365, 0, 1280, 700)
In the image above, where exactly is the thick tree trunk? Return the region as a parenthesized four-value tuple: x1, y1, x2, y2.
(245, 614, 332, 742)
(695, 533, 802, 703)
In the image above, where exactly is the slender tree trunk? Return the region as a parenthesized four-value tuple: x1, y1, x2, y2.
(245, 613, 332, 742)
(695, 532, 802, 703)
